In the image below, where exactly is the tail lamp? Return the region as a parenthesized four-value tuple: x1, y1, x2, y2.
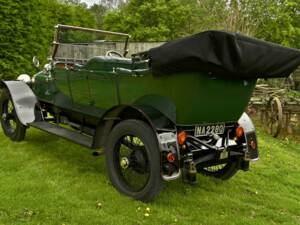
(167, 152, 175, 163)
(177, 131, 187, 145)
(235, 126, 244, 139)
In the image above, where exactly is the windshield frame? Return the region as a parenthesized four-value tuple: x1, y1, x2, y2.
(52, 24, 130, 60)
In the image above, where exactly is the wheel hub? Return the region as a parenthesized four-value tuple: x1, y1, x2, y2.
(130, 149, 148, 173)
(120, 157, 130, 169)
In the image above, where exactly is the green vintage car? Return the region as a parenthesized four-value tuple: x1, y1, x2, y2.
(1, 25, 300, 202)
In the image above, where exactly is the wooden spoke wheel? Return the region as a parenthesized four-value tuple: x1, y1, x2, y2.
(0, 88, 26, 141)
(105, 120, 162, 202)
(264, 96, 283, 137)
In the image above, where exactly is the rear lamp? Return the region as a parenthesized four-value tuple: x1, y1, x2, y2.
(235, 126, 244, 138)
(177, 131, 187, 145)
(167, 152, 175, 163)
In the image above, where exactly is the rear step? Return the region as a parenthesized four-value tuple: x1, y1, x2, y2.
(30, 121, 93, 148)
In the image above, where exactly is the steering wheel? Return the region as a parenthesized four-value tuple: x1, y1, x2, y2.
(105, 50, 123, 58)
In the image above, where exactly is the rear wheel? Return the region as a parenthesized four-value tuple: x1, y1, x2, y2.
(196, 160, 238, 180)
(0, 89, 26, 141)
(105, 119, 162, 202)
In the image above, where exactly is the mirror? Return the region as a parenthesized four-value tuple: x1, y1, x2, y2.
(32, 56, 40, 68)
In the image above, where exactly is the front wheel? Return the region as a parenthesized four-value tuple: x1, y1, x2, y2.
(105, 119, 162, 202)
(0, 89, 26, 141)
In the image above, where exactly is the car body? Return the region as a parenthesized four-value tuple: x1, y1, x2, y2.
(1, 25, 299, 201)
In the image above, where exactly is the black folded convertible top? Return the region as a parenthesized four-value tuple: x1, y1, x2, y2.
(148, 30, 300, 79)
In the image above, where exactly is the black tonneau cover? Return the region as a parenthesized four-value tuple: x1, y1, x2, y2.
(148, 30, 300, 79)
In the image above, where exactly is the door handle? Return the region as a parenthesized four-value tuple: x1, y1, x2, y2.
(65, 64, 75, 71)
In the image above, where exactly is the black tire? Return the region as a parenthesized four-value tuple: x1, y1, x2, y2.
(105, 119, 162, 202)
(0, 88, 26, 141)
(196, 161, 238, 180)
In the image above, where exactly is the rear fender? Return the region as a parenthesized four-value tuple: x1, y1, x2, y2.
(133, 94, 176, 124)
(93, 104, 180, 180)
(238, 112, 259, 161)
(92, 104, 175, 148)
(238, 112, 255, 133)
(1, 81, 38, 125)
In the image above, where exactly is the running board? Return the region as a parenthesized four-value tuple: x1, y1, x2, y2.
(30, 121, 93, 148)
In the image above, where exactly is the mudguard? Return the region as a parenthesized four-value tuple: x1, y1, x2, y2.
(238, 112, 259, 160)
(93, 104, 175, 148)
(1, 81, 38, 125)
(238, 112, 255, 133)
(134, 94, 176, 124)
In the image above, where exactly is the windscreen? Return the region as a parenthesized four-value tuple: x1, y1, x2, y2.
(53, 26, 129, 64)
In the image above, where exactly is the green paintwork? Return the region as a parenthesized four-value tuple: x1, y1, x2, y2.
(118, 73, 256, 125)
(33, 57, 256, 126)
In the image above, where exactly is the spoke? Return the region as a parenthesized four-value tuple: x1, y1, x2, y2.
(122, 167, 149, 190)
(116, 135, 150, 192)
(6, 113, 15, 121)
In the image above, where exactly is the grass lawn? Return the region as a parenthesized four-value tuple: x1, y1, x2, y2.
(0, 127, 299, 225)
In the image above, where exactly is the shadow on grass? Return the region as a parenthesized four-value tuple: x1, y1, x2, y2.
(16, 128, 236, 205)
(24, 128, 106, 175)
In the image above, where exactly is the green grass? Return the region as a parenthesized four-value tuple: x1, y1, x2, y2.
(0, 128, 300, 225)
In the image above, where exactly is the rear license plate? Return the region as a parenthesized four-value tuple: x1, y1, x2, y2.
(194, 124, 225, 137)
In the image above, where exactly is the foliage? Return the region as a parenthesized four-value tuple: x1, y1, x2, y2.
(255, 0, 300, 48)
(103, 0, 196, 41)
(0, 0, 298, 80)
(90, 4, 108, 29)
(103, 0, 300, 48)
(0, 0, 95, 80)
(0, 127, 300, 224)
(60, 0, 88, 7)
(213, 0, 300, 48)
(210, 0, 272, 35)
(98, 0, 127, 9)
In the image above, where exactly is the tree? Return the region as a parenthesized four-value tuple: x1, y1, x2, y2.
(98, 0, 127, 9)
(90, 3, 108, 28)
(103, 0, 299, 48)
(60, 0, 88, 8)
(0, 0, 95, 80)
(193, 0, 300, 48)
(256, 0, 300, 48)
(103, 0, 195, 41)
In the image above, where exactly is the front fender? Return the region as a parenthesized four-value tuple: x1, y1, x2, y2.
(1, 81, 38, 125)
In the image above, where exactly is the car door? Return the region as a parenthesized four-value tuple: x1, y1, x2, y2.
(52, 63, 74, 109)
(88, 70, 119, 110)
(69, 66, 91, 106)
